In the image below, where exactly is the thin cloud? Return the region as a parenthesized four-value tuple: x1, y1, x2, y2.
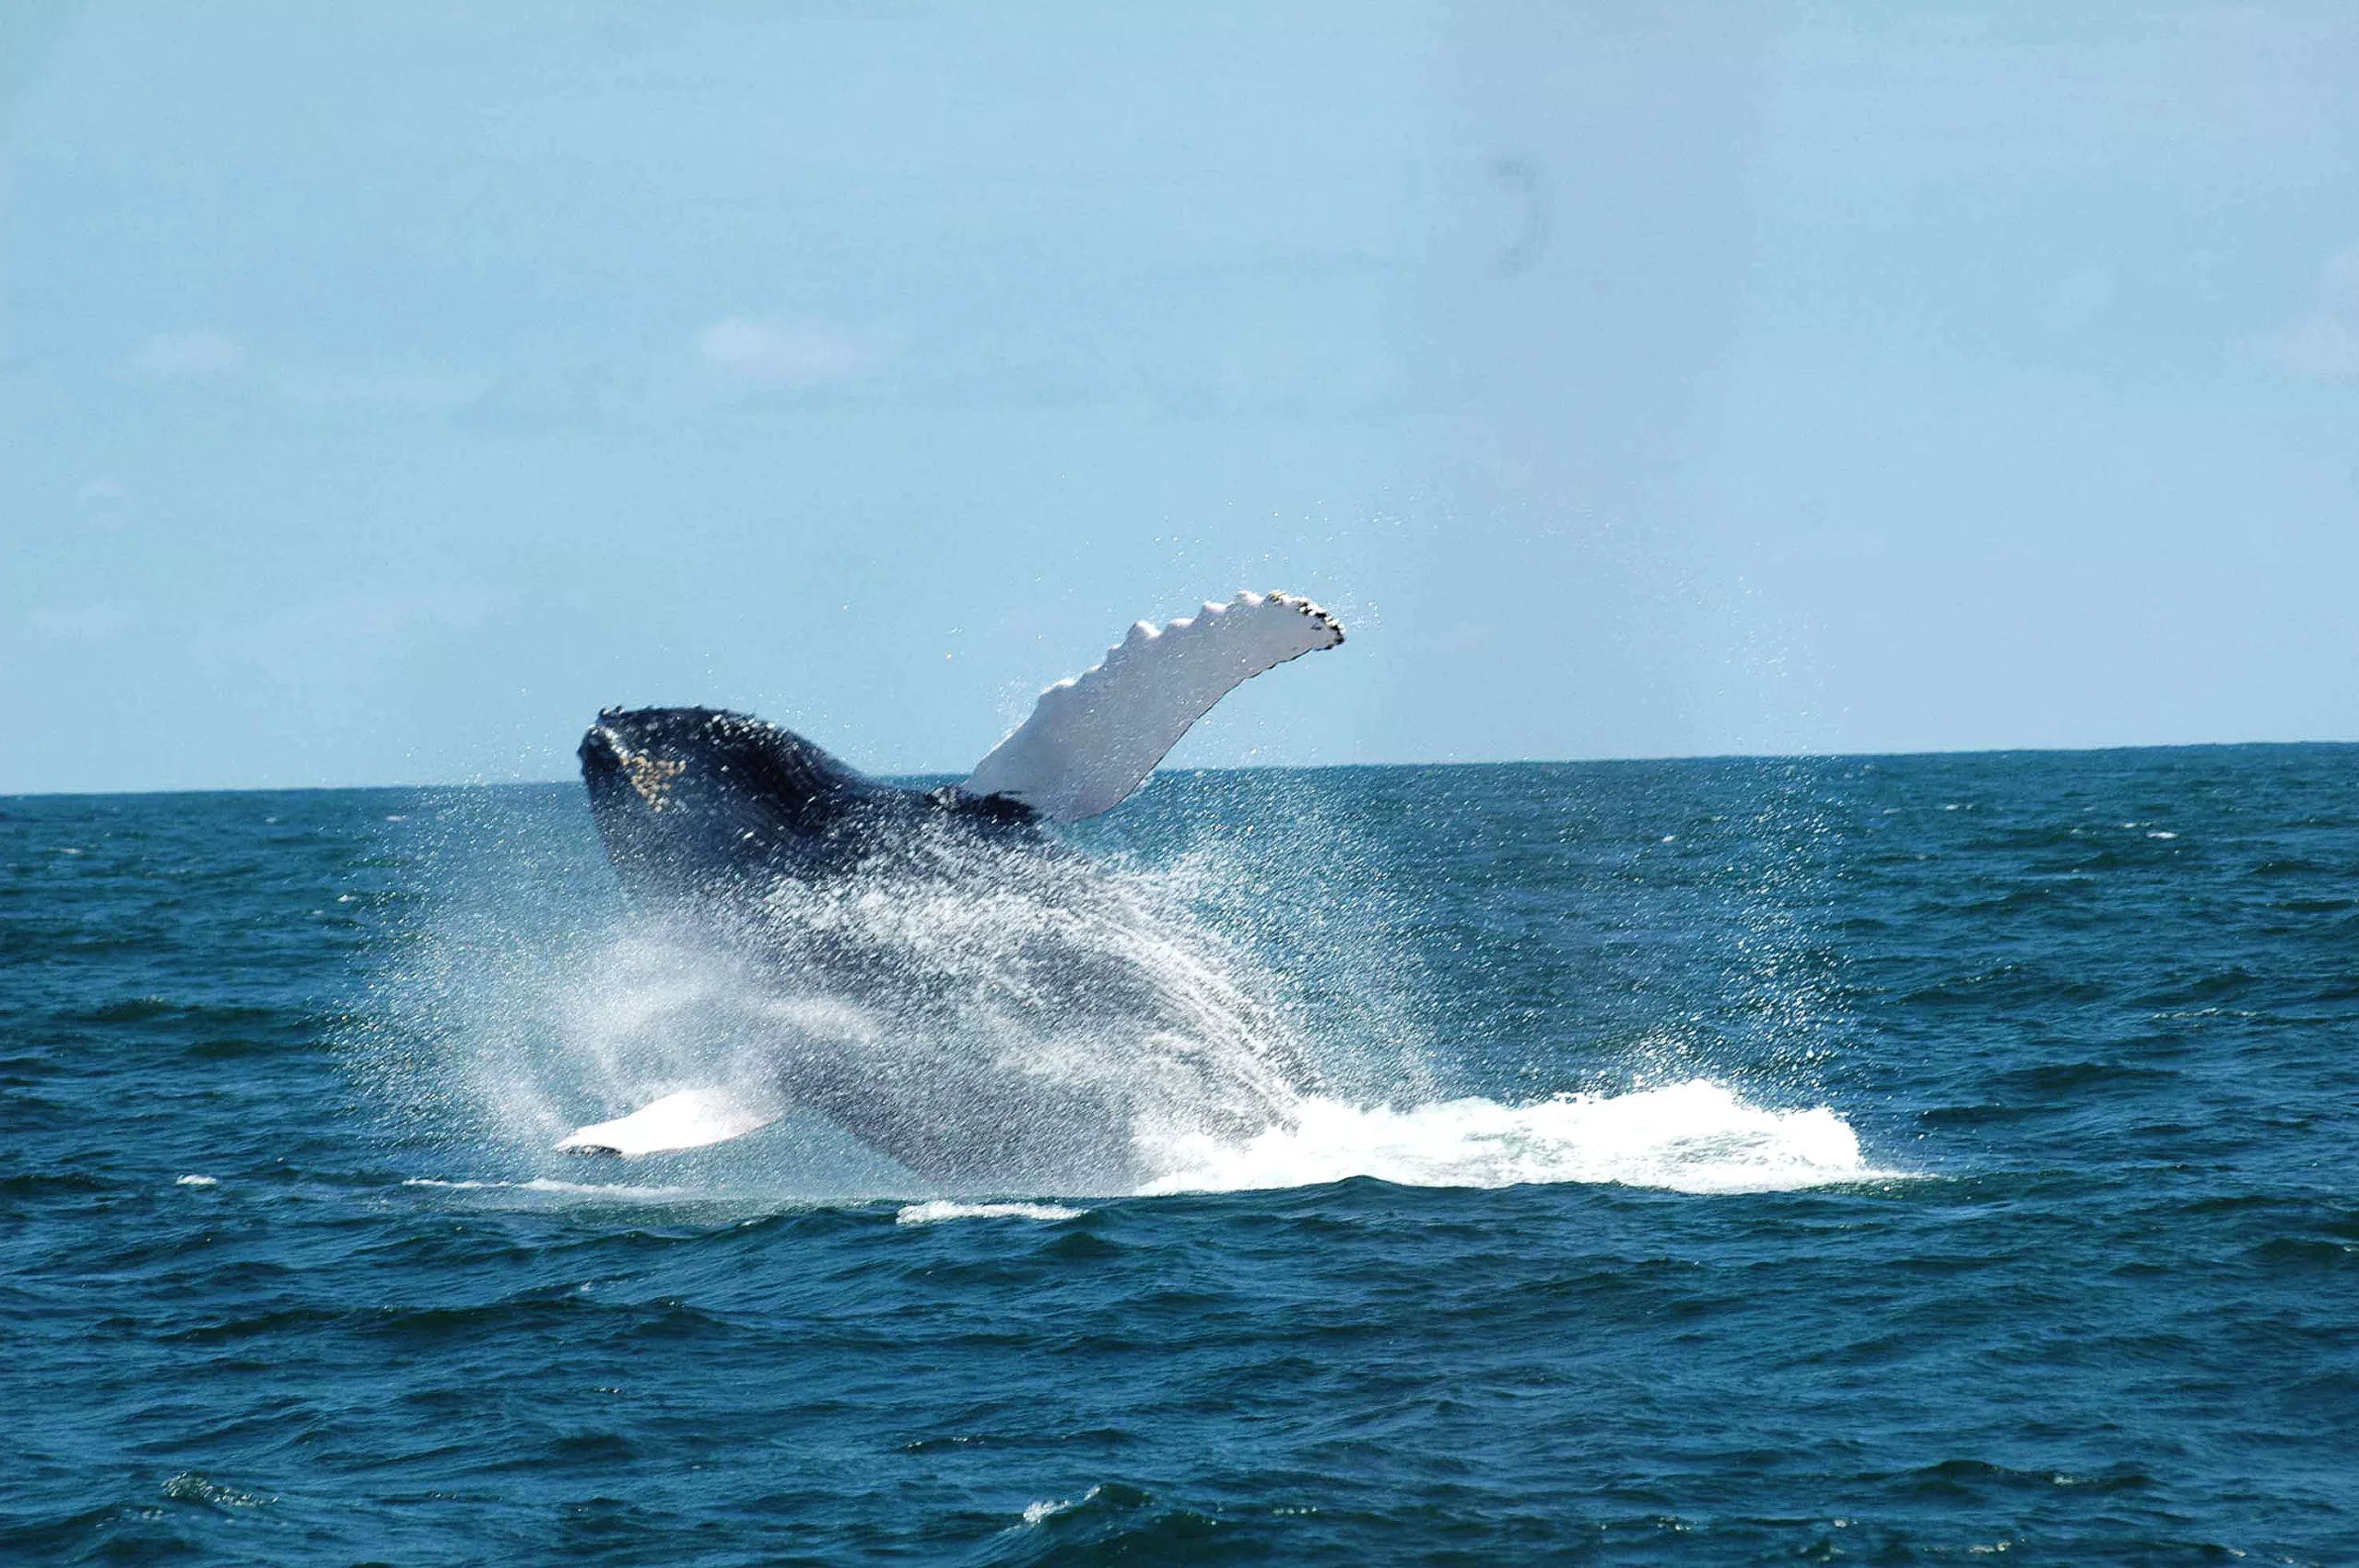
(2248, 244, 2359, 380)
(2259, 313, 2359, 380)
(2046, 263, 2117, 333)
(74, 476, 133, 530)
(30, 601, 141, 643)
(696, 316, 888, 390)
(190, 587, 505, 691)
(275, 367, 497, 409)
(252, 587, 502, 645)
(130, 329, 249, 380)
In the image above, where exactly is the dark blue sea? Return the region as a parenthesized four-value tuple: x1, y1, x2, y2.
(6, 747, 2357, 1564)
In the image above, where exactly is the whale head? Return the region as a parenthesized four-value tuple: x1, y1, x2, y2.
(579, 707, 897, 900)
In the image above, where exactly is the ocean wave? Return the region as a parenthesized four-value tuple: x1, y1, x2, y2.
(896, 1200, 1087, 1224)
(401, 1176, 698, 1202)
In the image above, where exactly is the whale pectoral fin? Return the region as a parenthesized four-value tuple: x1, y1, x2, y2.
(556, 1087, 780, 1158)
(961, 590, 1344, 824)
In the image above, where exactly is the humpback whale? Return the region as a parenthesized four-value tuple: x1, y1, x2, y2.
(560, 591, 1344, 1191)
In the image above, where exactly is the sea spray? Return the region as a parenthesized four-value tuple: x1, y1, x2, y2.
(362, 789, 1325, 1193)
(357, 770, 1875, 1199)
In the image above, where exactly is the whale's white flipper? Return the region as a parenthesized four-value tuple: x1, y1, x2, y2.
(962, 591, 1344, 823)
(557, 1088, 780, 1157)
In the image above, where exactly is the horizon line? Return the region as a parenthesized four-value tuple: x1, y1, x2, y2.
(7, 734, 2355, 803)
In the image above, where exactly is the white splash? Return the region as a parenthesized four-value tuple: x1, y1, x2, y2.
(1139, 1078, 1886, 1196)
(373, 790, 1886, 1204)
(895, 1200, 1086, 1224)
(1021, 1486, 1101, 1526)
(389, 823, 1315, 1194)
(174, 1174, 217, 1188)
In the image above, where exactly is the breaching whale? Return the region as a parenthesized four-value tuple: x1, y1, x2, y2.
(559, 591, 1344, 1190)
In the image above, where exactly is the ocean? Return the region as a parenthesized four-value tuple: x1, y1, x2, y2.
(5, 746, 2355, 1563)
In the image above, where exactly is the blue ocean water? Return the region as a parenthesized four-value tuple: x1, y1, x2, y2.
(5, 747, 2356, 1563)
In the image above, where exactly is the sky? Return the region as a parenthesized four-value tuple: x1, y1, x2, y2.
(5, 1, 2356, 793)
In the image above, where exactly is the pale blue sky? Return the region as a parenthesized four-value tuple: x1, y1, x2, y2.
(6, 2, 2355, 793)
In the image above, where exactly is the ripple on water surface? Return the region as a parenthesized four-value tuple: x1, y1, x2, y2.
(5, 755, 2358, 1563)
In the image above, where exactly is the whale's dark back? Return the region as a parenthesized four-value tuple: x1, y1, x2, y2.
(579, 707, 1032, 903)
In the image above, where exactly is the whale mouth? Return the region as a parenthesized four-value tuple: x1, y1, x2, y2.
(579, 722, 626, 779)
(580, 721, 691, 813)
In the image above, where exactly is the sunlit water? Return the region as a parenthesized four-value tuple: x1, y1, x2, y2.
(5, 751, 2356, 1562)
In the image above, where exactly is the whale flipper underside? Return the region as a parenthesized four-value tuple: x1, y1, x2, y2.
(557, 1088, 780, 1157)
(961, 591, 1344, 824)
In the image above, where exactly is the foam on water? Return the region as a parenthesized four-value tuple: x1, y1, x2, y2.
(1020, 1486, 1101, 1526)
(896, 1200, 1087, 1223)
(1139, 1079, 1884, 1196)
(402, 1176, 699, 1202)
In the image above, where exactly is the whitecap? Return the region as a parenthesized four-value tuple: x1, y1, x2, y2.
(516, 1176, 698, 1199)
(161, 1472, 272, 1509)
(896, 1200, 1086, 1224)
(402, 1176, 696, 1201)
(174, 1174, 217, 1188)
(1021, 1486, 1100, 1526)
